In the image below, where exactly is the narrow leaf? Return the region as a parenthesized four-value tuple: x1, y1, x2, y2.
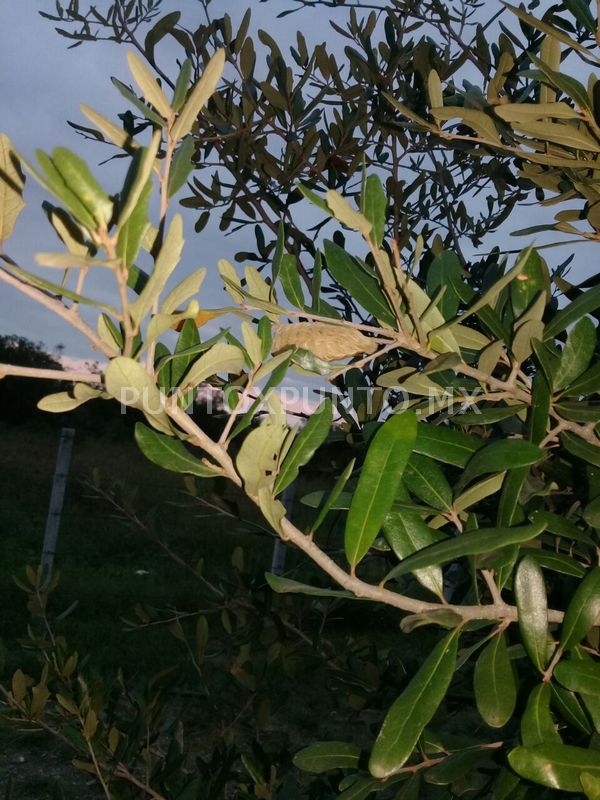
(369, 629, 459, 778)
(345, 412, 417, 568)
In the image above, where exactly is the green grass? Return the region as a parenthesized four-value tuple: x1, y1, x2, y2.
(0, 420, 271, 676)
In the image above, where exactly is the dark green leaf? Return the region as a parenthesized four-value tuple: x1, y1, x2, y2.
(171, 58, 192, 112)
(561, 431, 600, 468)
(361, 174, 386, 247)
(116, 179, 152, 268)
(134, 423, 215, 477)
(414, 424, 484, 467)
(324, 240, 395, 326)
(510, 249, 548, 319)
(544, 284, 600, 341)
(520, 684, 561, 747)
(369, 629, 460, 778)
(427, 251, 462, 320)
(474, 632, 516, 728)
(384, 517, 546, 583)
(515, 556, 549, 671)
(555, 660, 600, 697)
(459, 440, 543, 488)
(562, 362, 600, 398)
(345, 412, 417, 568)
(168, 136, 195, 198)
(265, 573, 354, 599)
(310, 458, 356, 534)
(529, 372, 551, 444)
(554, 316, 596, 391)
(403, 454, 452, 512)
(278, 253, 305, 308)
(293, 741, 361, 774)
(274, 399, 332, 494)
(383, 506, 444, 598)
(560, 566, 600, 652)
(508, 744, 600, 792)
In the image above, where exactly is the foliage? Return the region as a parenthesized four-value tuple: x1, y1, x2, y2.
(1, 1, 600, 798)
(0, 335, 63, 423)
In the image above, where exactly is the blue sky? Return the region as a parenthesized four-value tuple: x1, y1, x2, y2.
(0, 1, 596, 362)
(0, 1, 311, 358)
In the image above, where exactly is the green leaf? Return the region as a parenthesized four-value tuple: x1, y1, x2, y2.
(383, 517, 546, 583)
(531, 338, 560, 390)
(171, 49, 226, 140)
(496, 466, 529, 527)
(323, 240, 395, 326)
(126, 51, 171, 119)
(361, 174, 386, 247)
(337, 777, 380, 800)
(515, 556, 549, 671)
(413, 424, 484, 467)
(278, 253, 305, 308)
(181, 342, 244, 392)
(345, 412, 417, 569)
(551, 682, 592, 735)
(521, 684, 561, 747)
(116, 179, 152, 268)
(168, 136, 195, 198)
(527, 550, 586, 578)
(80, 103, 135, 150)
(508, 744, 600, 792)
(34, 150, 97, 229)
(265, 573, 354, 599)
(171, 58, 192, 112)
(561, 431, 600, 468)
(292, 741, 361, 774)
(555, 401, 600, 422)
(459, 440, 543, 488)
(111, 77, 167, 126)
(274, 399, 332, 494)
(510, 249, 549, 319)
(403, 454, 452, 512)
(129, 214, 185, 325)
(0, 259, 116, 313)
(118, 131, 161, 230)
(105, 357, 170, 425)
(581, 771, 600, 800)
(427, 251, 463, 320)
(38, 387, 102, 413)
(50, 147, 113, 227)
(0, 134, 25, 244)
(555, 660, 600, 697)
(160, 268, 206, 315)
(437, 248, 535, 333)
(560, 566, 600, 652)
(134, 422, 215, 476)
(383, 508, 444, 598)
(236, 413, 288, 496)
(326, 189, 372, 236)
(368, 629, 459, 778)
(554, 316, 596, 391)
(474, 632, 516, 728)
(504, 3, 598, 62)
(310, 458, 356, 534)
(562, 362, 600, 398)
(529, 372, 551, 445)
(530, 53, 592, 112)
(544, 284, 600, 341)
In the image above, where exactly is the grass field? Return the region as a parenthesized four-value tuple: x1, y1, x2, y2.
(0, 417, 418, 800)
(0, 417, 282, 797)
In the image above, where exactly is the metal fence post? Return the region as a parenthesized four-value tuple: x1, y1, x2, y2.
(40, 427, 75, 584)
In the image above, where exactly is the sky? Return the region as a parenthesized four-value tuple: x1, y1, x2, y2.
(0, 0, 310, 360)
(0, 0, 597, 365)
